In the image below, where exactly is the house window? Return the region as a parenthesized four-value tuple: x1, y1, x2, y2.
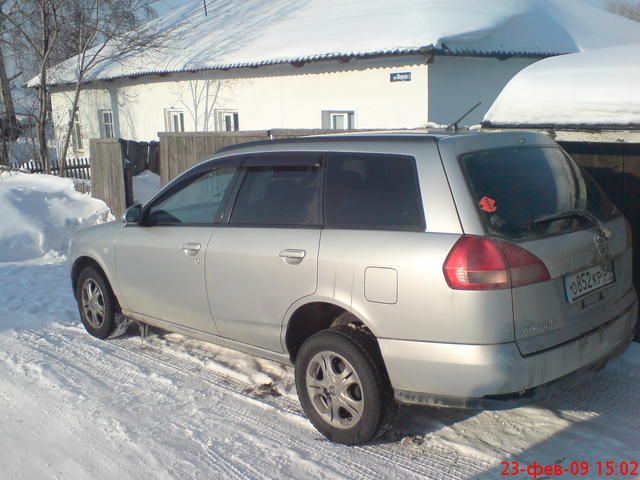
(215, 110, 239, 132)
(99, 110, 114, 139)
(165, 109, 185, 132)
(70, 109, 84, 150)
(322, 110, 355, 130)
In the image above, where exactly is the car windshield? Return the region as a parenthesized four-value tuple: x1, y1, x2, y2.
(460, 146, 619, 241)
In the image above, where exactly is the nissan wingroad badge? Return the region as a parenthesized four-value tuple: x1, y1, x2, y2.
(594, 231, 610, 261)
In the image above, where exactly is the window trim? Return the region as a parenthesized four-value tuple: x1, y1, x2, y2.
(164, 108, 185, 133)
(322, 151, 427, 232)
(215, 109, 240, 132)
(321, 110, 355, 130)
(99, 109, 114, 139)
(70, 109, 84, 151)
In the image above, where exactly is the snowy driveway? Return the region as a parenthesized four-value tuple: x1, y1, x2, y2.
(1, 260, 638, 480)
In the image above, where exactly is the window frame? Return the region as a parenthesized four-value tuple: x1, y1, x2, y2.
(137, 155, 244, 228)
(321, 110, 355, 130)
(99, 109, 114, 139)
(164, 108, 185, 133)
(322, 152, 427, 232)
(215, 109, 240, 132)
(70, 109, 84, 151)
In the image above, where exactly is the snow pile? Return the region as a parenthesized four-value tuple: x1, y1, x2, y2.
(0, 171, 113, 263)
(133, 170, 162, 204)
(484, 43, 640, 127)
(33, 0, 640, 86)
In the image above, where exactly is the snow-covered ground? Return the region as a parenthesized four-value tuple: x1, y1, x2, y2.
(1, 173, 639, 479)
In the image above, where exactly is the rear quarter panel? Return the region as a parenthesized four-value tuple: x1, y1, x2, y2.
(283, 138, 515, 345)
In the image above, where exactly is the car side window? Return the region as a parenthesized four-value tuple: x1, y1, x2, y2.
(230, 165, 322, 226)
(325, 153, 425, 231)
(146, 167, 236, 225)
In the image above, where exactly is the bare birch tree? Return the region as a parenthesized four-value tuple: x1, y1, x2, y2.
(181, 79, 224, 132)
(54, 0, 162, 170)
(0, 0, 61, 172)
(1, 0, 169, 173)
(606, 0, 640, 21)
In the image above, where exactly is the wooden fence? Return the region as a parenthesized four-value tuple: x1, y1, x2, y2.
(90, 129, 365, 217)
(89, 139, 129, 218)
(158, 129, 340, 185)
(14, 157, 91, 179)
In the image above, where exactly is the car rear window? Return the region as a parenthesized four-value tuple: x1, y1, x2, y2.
(460, 146, 618, 241)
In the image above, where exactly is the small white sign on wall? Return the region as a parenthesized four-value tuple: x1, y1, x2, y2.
(390, 72, 412, 82)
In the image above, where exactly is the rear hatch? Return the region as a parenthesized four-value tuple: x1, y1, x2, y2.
(441, 133, 632, 355)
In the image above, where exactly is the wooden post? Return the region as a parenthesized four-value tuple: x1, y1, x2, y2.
(90, 138, 127, 218)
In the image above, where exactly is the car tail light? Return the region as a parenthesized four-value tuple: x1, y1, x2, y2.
(443, 235, 550, 290)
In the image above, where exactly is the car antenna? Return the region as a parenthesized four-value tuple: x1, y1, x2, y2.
(445, 101, 482, 133)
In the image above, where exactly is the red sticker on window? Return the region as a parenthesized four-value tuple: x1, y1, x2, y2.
(479, 196, 497, 213)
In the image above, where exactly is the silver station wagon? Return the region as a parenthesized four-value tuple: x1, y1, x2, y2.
(70, 131, 637, 445)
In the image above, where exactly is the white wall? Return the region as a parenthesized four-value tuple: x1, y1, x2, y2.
(51, 56, 429, 154)
(50, 54, 546, 157)
(427, 56, 540, 126)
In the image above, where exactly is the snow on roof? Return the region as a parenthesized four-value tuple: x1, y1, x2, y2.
(34, 0, 640, 87)
(484, 43, 640, 128)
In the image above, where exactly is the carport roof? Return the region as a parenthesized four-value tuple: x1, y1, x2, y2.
(484, 43, 640, 129)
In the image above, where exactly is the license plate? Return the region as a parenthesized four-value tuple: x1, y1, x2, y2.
(564, 262, 615, 304)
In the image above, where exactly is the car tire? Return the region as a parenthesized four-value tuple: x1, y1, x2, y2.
(75, 267, 118, 339)
(295, 326, 397, 445)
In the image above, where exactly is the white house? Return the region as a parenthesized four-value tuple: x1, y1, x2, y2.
(34, 0, 640, 158)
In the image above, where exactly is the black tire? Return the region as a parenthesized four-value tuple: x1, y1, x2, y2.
(295, 326, 397, 445)
(75, 266, 117, 339)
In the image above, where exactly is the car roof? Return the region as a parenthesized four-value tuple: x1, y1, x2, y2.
(214, 129, 483, 155)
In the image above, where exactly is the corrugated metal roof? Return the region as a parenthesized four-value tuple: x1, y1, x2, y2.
(33, 0, 640, 88)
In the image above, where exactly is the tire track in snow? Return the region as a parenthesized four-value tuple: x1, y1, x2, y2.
(6, 329, 262, 480)
(8, 327, 415, 479)
(103, 329, 492, 479)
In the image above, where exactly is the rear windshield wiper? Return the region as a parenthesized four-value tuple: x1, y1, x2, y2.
(531, 209, 611, 238)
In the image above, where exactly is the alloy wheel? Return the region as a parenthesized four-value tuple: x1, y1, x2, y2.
(305, 351, 364, 429)
(81, 278, 105, 329)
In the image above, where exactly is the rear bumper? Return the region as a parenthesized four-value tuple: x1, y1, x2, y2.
(379, 293, 637, 407)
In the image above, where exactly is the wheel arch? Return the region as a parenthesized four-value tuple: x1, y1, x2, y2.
(281, 297, 380, 362)
(71, 256, 119, 309)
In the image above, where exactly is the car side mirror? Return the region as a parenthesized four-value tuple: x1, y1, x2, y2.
(123, 204, 142, 224)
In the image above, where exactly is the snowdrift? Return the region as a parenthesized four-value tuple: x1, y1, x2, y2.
(0, 172, 113, 263)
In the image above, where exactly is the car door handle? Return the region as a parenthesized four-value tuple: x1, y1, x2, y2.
(182, 242, 201, 256)
(279, 249, 306, 264)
